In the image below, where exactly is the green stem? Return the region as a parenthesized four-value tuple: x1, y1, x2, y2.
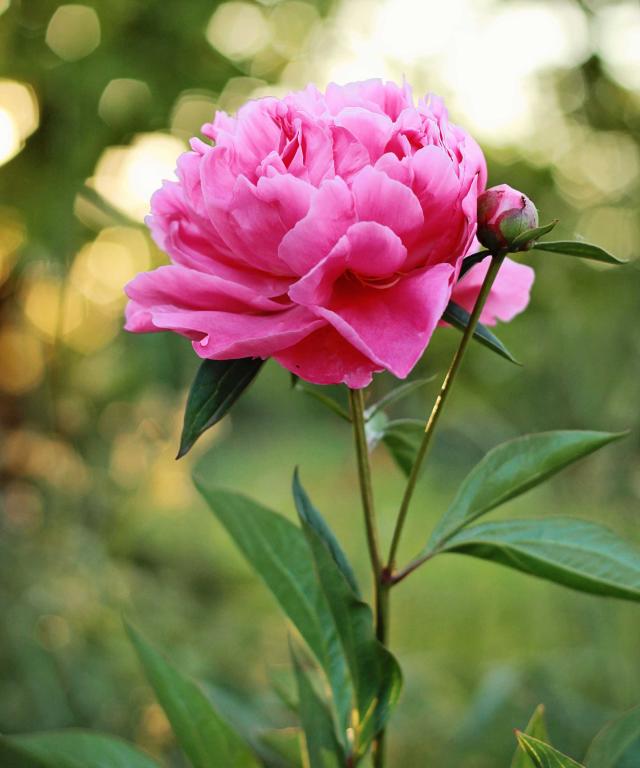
(348, 388, 387, 767)
(386, 254, 505, 573)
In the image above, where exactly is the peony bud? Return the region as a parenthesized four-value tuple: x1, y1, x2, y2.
(477, 184, 539, 252)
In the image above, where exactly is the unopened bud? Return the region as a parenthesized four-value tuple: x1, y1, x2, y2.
(477, 184, 539, 252)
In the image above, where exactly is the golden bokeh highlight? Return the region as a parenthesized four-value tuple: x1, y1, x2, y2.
(98, 78, 152, 127)
(0, 80, 39, 166)
(206, 2, 270, 61)
(0, 206, 26, 285)
(0, 326, 45, 395)
(45, 4, 101, 62)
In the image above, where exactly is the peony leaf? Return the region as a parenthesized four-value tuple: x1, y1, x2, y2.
(380, 419, 424, 477)
(290, 642, 345, 768)
(442, 301, 519, 364)
(0, 731, 160, 768)
(294, 475, 402, 756)
(532, 241, 626, 265)
(439, 518, 640, 602)
(516, 733, 584, 768)
(365, 377, 435, 420)
(511, 705, 550, 768)
(584, 703, 640, 768)
(430, 430, 626, 547)
(510, 220, 558, 249)
(194, 478, 353, 740)
(126, 623, 260, 768)
(293, 380, 351, 422)
(178, 358, 264, 458)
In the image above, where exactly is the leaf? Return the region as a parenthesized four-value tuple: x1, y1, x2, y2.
(380, 419, 424, 477)
(365, 410, 389, 452)
(0, 731, 160, 768)
(290, 643, 345, 768)
(365, 378, 435, 420)
(430, 431, 626, 546)
(511, 220, 558, 249)
(126, 623, 260, 768)
(178, 358, 264, 458)
(459, 249, 490, 280)
(516, 733, 585, 768)
(442, 301, 519, 364)
(440, 518, 640, 602)
(512, 705, 550, 768)
(293, 470, 360, 596)
(193, 479, 353, 738)
(294, 476, 402, 755)
(532, 240, 625, 265)
(584, 704, 640, 768)
(293, 380, 351, 422)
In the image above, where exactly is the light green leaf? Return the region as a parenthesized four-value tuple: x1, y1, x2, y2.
(178, 358, 263, 458)
(193, 480, 353, 738)
(584, 704, 640, 768)
(290, 643, 345, 768)
(365, 378, 434, 420)
(293, 380, 351, 422)
(294, 477, 402, 755)
(516, 732, 584, 767)
(440, 518, 640, 602)
(442, 301, 519, 364)
(430, 431, 626, 546)
(365, 410, 389, 452)
(126, 623, 259, 768)
(0, 731, 159, 768)
(512, 705, 550, 768)
(533, 241, 625, 265)
(511, 220, 558, 249)
(380, 419, 424, 477)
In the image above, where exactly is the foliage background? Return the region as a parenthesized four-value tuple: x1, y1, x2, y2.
(1, 0, 639, 765)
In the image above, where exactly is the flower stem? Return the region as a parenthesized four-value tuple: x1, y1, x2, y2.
(386, 254, 505, 573)
(348, 387, 387, 767)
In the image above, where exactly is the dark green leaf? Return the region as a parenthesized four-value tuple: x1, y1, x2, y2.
(380, 419, 424, 477)
(178, 358, 264, 458)
(441, 518, 640, 602)
(365, 378, 435, 420)
(533, 241, 626, 265)
(516, 733, 584, 767)
(293, 471, 360, 596)
(512, 705, 550, 768)
(126, 623, 259, 768)
(584, 704, 640, 768)
(442, 301, 519, 364)
(193, 480, 353, 738)
(0, 731, 159, 768)
(430, 431, 626, 546)
(511, 220, 558, 249)
(294, 477, 402, 755)
(459, 250, 490, 279)
(290, 643, 345, 768)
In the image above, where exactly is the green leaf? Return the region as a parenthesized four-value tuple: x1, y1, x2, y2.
(178, 358, 264, 458)
(512, 705, 550, 768)
(459, 250, 490, 279)
(511, 220, 558, 249)
(293, 470, 360, 596)
(294, 477, 402, 755)
(290, 643, 345, 768)
(533, 241, 625, 265)
(365, 378, 435, 420)
(0, 731, 160, 768)
(380, 419, 424, 477)
(430, 431, 626, 546)
(193, 479, 353, 738)
(584, 704, 640, 768)
(440, 518, 640, 602)
(293, 380, 351, 422)
(442, 301, 519, 364)
(365, 410, 389, 452)
(126, 623, 259, 768)
(516, 733, 584, 768)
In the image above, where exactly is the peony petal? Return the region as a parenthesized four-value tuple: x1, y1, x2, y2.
(278, 177, 356, 275)
(351, 166, 424, 237)
(274, 325, 380, 388)
(452, 256, 535, 325)
(334, 107, 394, 163)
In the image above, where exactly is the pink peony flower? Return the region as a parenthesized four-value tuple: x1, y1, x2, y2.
(125, 79, 534, 388)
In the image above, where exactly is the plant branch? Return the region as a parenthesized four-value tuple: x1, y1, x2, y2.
(386, 254, 505, 574)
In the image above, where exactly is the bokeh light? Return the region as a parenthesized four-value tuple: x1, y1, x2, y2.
(206, 2, 270, 61)
(0, 80, 39, 166)
(45, 4, 101, 62)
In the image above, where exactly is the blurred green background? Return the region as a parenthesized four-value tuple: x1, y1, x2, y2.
(1, 0, 639, 765)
